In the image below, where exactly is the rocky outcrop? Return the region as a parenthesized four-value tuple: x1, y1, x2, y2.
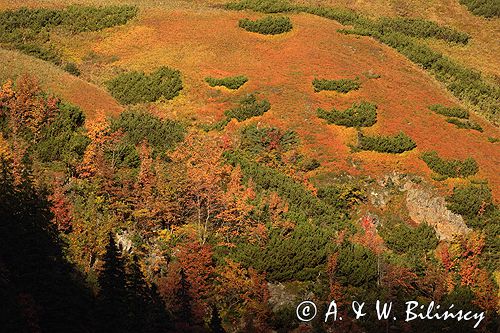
(370, 172, 471, 241)
(405, 185, 470, 240)
(267, 283, 298, 312)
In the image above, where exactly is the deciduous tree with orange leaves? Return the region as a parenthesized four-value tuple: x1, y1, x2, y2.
(169, 131, 231, 243)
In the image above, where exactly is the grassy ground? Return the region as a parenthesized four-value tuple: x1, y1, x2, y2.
(0, 0, 498, 200)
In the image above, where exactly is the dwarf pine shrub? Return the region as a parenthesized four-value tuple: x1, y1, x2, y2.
(429, 104, 469, 119)
(205, 75, 248, 89)
(239, 15, 292, 35)
(421, 151, 478, 179)
(446, 118, 483, 132)
(226, 0, 295, 13)
(459, 0, 499, 18)
(357, 131, 416, 153)
(107, 66, 183, 105)
(224, 94, 271, 121)
(317, 101, 377, 127)
(313, 78, 360, 93)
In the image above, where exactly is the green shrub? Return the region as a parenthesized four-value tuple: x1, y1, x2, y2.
(239, 123, 298, 154)
(61, 5, 138, 33)
(446, 118, 483, 132)
(238, 15, 293, 35)
(203, 118, 231, 132)
(459, 0, 500, 18)
(227, 1, 469, 43)
(110, 109, 185, 158)
(428, 104, 469, 119)
(224, 94, 271, 121)
(107, 71, 149, 104)
(357, 131, 416, 153)
(446, 184, 493, 219)
(317, 184, 366, 212)
(64, 62, 81, 76)
(379, 221, 439, 254)
(488, 136, 499, 143)
(0, 8, 62, 38)
(317, 101, 377, 127)
(334, 242, 378, 287)
(376, 33, 499, 122)
(224, 151, 356, 226)
(312, 78, 360, 93)
(233, 222, 333, 281)
(226, 0, 295, 13)
(106, 67, 183, 105)
(104, 141, 140, 168)
(35, 103, 90, 165)
(13, 43, 62, 65)
(421, 151, 478, 179)
(0, 6, 137, 36)
(0, 6, 137, 68)
(205, 75, 248, 89)
(302, 6, 361, 25)
(373, 17, 469, 44)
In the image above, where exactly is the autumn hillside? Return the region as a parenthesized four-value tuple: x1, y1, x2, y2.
(0, 1, 499, 332)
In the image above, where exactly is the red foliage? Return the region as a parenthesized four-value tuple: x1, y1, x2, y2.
(48, 184, 73, 233)
(176, 240, 215, 319)
(353, 215, 384, 255)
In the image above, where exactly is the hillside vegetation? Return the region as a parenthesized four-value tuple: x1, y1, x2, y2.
(459, 0, 500, 18)
(226, 0, 500, 123)
(0, 1, 499, 332)
(106, 66, 183, 105)
(357, 131, 417, 153)
(421, 151, 479, 179)
(313, 77, 360, 93)
(317, 101, 377, 127)
(205, 75, 248, 89)
(0, 5, 137, 71)
(238, 15, 293, 34)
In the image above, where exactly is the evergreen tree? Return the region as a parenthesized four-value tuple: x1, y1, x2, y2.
(145, 283, 172, 333)
(126, 254, 150, 332)
(175, 268, 193, 325)
(0, 156, 93, 332)
(96, 233, 128, 333)
(209, 305, 225, 333)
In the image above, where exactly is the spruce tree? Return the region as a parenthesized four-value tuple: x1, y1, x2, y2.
(209, 305, 225, 333)
(146, 283, 172, 333)
(96, 232, 128, 333)
(126, 254, 150, 333)
(175, 268, 193, 325)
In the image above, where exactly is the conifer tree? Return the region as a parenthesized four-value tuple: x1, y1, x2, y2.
(126, 254, 150, 332)
(176, 268, 193, 325)
(96, 232, 128, 333)
(209, 305, 225, 333)
(145, 283, 172, 333)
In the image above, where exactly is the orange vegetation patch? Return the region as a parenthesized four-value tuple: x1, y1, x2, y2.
(296, 0, 500, 80)
(64, 8, 499, 199)
(0, 48, 123, 121)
